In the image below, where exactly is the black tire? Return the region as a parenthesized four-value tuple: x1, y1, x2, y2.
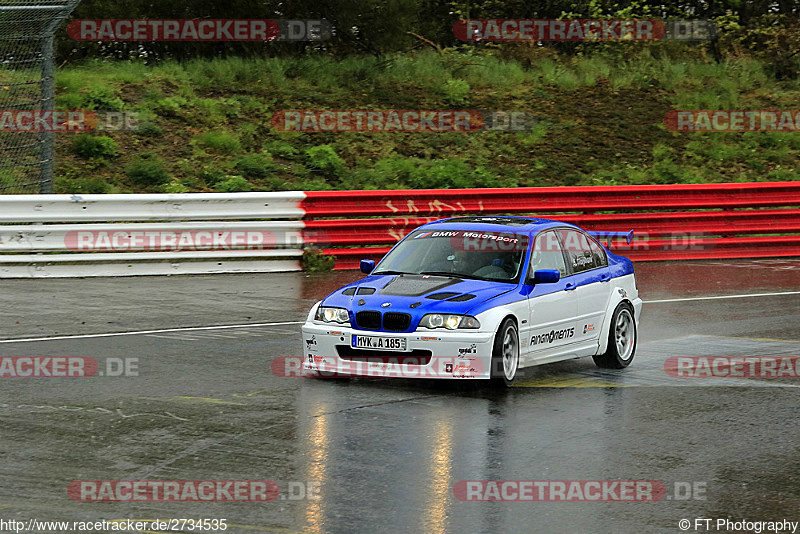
(490, 318, 520, 387)
(593, 302, 637, 369)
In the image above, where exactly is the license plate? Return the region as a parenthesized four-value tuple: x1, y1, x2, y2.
(351, 335, 407, 351)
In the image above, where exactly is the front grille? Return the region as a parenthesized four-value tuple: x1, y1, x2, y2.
(355, 311, 382, 330)
(383, 312, 411, 331)
(336, 345, 432, 365)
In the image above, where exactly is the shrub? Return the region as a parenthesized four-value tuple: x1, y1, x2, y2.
(56, 92, 84, 110)
(155, 96, 189, 117)
(305, 145, 345, 177)
(214, 175, 252, 192)
(409, 159, 475, 188)
(83, 86, 125, 111)
(0, 169, 18, 190)
(135, 122, 163, 137)
(197, 165, 227, 186)
(302, 248, 335, 272)
(441, 79, 471, 106)
(53, 175, 112, 194)
(198, 131, 242, 155)
(126, 153, 169, 186)
(162, 180, 189, 193)
(234, 153, 278, 178)
(72, 135, 118, 159)
(264, 140, 298, 159)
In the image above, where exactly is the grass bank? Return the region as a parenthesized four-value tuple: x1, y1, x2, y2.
(47, 49, 800, 194)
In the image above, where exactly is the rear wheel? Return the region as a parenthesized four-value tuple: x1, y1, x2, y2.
(491, 318, 519, 387)
(593, 303, 636, 369)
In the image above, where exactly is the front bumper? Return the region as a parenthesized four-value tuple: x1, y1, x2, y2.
(301, 322, 495, 379)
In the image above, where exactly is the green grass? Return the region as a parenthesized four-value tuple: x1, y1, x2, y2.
(48, 49, 800, 194)
(196, 131, 242, 155)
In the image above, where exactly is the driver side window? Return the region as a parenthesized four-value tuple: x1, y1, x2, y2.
(530, 231, 567, 277)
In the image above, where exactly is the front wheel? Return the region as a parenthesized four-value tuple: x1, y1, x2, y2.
(593, 303, 637, 369)
(490, 318, 519, 387)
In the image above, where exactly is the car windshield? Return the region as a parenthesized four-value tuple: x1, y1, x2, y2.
(372, 229, 527, 282)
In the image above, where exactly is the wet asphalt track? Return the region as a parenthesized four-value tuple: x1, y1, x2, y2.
(0, 259, 799, 534)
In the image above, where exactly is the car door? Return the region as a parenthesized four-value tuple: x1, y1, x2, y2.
(525, 230, 578, 362)
(557, 228, 611, 345)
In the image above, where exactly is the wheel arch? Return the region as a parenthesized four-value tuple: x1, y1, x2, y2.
(491, 313, 520, 345)
(597, 293, 634, 355)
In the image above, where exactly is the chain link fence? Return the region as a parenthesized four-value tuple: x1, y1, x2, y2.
(0, 0, 80, 194)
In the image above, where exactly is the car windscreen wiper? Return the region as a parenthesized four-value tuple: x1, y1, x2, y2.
(419, 271, 516, 283)
(371, 270, 413, 275)
(418, 270, 491, 281)
(417, 270, 459, 277)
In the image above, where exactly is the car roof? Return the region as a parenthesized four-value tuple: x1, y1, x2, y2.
(419, 216, 575, 234)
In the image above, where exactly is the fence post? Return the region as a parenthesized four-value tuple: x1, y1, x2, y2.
(39, 32, 55, 193)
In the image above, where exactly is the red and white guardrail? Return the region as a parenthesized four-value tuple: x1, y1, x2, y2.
(1, 181, 799, 277)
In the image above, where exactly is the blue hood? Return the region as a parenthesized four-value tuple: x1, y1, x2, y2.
(320, 274, 515, 332)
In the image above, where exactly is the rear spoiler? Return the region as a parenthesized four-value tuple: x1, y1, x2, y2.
(588, 230, 634, 247)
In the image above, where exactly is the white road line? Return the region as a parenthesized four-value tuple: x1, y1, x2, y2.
(177, 332, 239, 339)
(0, 321, 305, 344)
(645, 290, 800, 304)
(145, 334, 201, 341)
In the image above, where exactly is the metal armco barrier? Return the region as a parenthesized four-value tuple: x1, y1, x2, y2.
(0, 192, 306, 277)
(0, 181, 799, 277)
(301, 182, 800, 270)
(302, 182, 800, 216)
(0, 192, 306, 222)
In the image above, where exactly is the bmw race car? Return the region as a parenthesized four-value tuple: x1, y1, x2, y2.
(301, 216, 642, 386)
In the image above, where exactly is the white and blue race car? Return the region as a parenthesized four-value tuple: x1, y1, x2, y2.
(301, 216, 642, 386)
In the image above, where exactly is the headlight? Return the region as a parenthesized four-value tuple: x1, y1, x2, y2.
(419, 314, 480, 330)
(315, 306, 350, 324)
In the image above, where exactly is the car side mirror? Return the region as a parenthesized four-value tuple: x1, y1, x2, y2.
(360, 259, 376, 274)
(531, 269, 560, 284)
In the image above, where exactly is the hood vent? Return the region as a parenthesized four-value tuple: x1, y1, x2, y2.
(378, 275, 459, 296)
(426, 292, 460, 300)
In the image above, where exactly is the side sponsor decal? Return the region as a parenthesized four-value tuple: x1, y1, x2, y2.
(531, 328, 575, 346)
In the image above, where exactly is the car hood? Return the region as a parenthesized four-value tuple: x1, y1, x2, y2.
(320, 274, 515, 330)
